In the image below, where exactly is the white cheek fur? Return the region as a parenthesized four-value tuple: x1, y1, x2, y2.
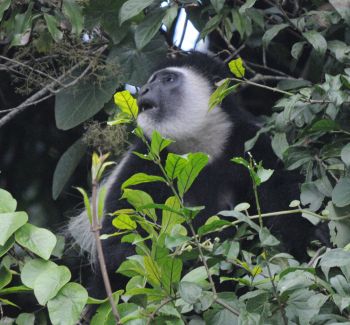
(137, 67, 233, 160)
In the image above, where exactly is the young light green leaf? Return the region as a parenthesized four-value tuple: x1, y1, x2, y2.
(0, 189, 17, 213)
(239, 0, 257, 14)
(34, 265, 71, 305)
(119, 0, 155, 25)
(209, 79, 239, 110)
(161, 196, 184, 234)
(75, 187, 92, 223)
(198, 218, 230, 236)
(228, 58, 245, 78)
(122, 173, 165, 190)
(44, 14, 63, 42)
(114, 90, 138, 119)
(112, 214, 137, 230)
(47, 283, 88, 325)
(0, 212, 28, 246)
(165, 153, 187, 180)
(177, 153, 209, 197)
(262, 23, 288, 48)
(15, 224, 57, 260)
(122, 189, 157, 221)
(256, 166, 274, 184)
(151, 130, 174, 156)
(303, 30, 327, 55)
(144, 256, 161, 287)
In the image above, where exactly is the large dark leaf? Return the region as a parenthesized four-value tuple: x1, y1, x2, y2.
(107, 35, 167, 86)
(52, 139, 87, 200)
(55, 73, 119, 130)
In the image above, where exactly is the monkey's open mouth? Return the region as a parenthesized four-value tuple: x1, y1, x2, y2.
(138, 98, 157, 112)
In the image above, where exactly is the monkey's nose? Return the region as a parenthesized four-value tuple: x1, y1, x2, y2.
(139, 84, 150, 96)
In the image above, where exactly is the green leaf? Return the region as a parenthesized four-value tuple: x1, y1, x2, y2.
(122, 189, 157, 221)
(0, 236, 15, 258)
(256, 166, 274, 184)
(117, 257, 145, 278)
(165, 153, 187, 180)
(209, 79, 239, 110)
(52, 139, 86, 200)
(135, 10, 165, 50)
(204, 308, 239, 325)
(63, 0, 84, 35)
(55, 73, 119, 130)
(15, 224, 57, 260)
(341, 143, 350, 167)
(303, 30, 327, 56)
(330, 0, 350, 25)
(332, 178, 350, 207)
(10, 3, 33, 47)
(291, 41, 306, 60)
(112, 214, 137, 230)
(47, 283, 88, 325)
(320, 249, 350, 268)
(44, 14, 63, 42)
(239, 0, 256, 14)
(75, 187, 92, 223)
(151, 130, 174, 156)
(34, 265, 71, 305)
(162, 6, 178, 30)
(0, 189, 17, 213)
(0, 266, 12, 290)
(179, 281, 202, 304)
(200, 14, 222, 39)
(0, 212, 28, 246)
(211, 0, 225, 13)
(283, 146, 312, 170)
(308, 119, 339, 133)
(122, 173, 165, 190)
(21, 259, 58, 288)
(182, 266, 209, 284)
(114, 90, 138, 119)
(160, 257, 182, 293)
(262, 23, 288, 48)
(198, 216, 230, 236)
(177, 153, 209, 197)
(107, 35, 167, 86)
(119, 0, 155, 25)
(0, 0, 10, 22)
(271, 132, 288, 160)
(161, 196, 184, 234)
(259, 227, 280, 246)
(16, 313, 35, 325)
(301, 182, 324, 212)
(228, 58, 245, 78)
(144, 256, 161, 287)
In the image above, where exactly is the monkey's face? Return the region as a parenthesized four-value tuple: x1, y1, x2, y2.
(137, 67, 214, 141)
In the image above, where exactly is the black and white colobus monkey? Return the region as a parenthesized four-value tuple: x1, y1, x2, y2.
(69, 52, 317, 298)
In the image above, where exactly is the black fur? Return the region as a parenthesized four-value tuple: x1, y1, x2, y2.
(90, 52, 316, 298)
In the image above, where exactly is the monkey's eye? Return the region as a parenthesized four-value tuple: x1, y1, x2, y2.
(163, 74, 176, 83)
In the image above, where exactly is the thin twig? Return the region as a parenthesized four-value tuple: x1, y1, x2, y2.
(245, 61, 292, 77)
(91, 180, 121, 324)
(308, 246, 326, 267)
(0, 94, 54, 114)
(146, 297, 174, 325)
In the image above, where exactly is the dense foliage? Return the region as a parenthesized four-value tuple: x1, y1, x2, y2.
(1, 0, 350, 324)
